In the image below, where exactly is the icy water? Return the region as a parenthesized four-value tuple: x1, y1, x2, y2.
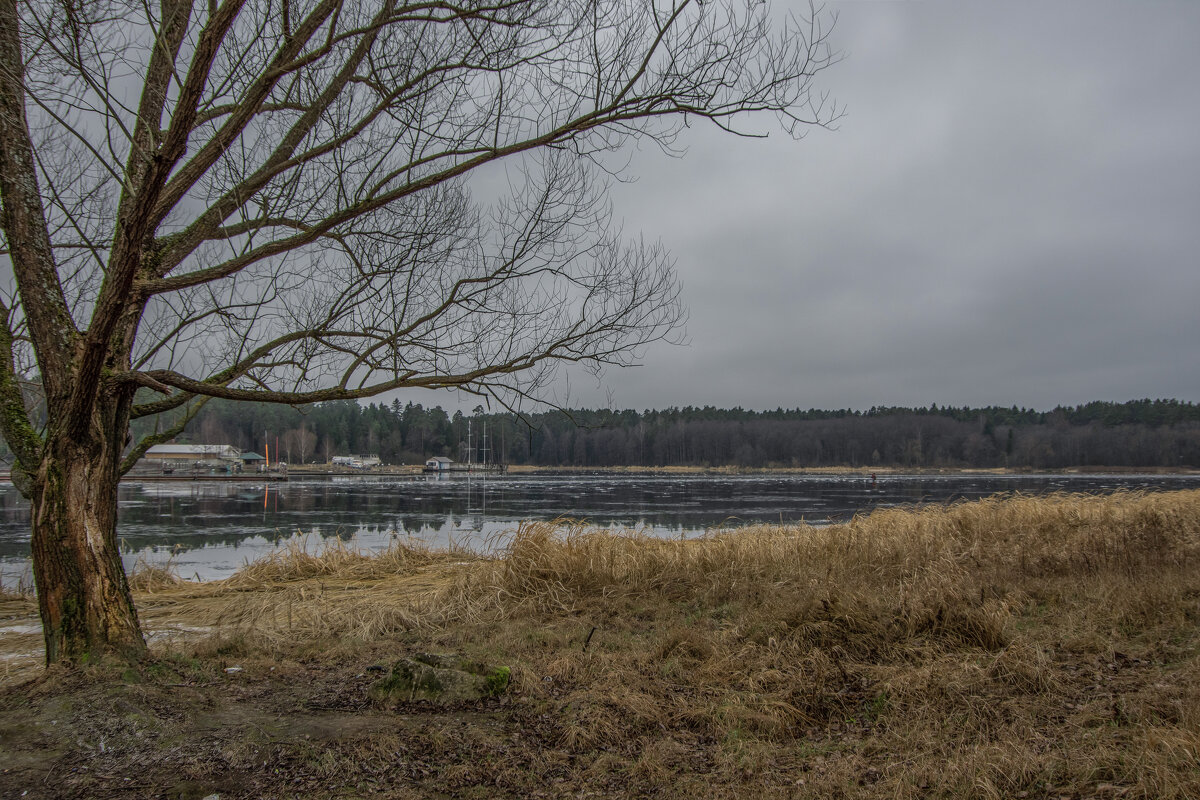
(1, 472, 1198, 583)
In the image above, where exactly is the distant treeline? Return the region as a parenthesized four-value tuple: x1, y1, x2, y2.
(136, 397, 1200, 470)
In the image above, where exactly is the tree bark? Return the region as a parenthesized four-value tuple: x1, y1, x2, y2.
(30, 407, 145, 663)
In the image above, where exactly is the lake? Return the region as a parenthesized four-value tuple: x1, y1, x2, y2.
(2, 472, 1198, 584)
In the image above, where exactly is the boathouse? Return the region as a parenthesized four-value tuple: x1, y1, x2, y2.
(139, 444, 242, 473)
(239, 452, 266, 471)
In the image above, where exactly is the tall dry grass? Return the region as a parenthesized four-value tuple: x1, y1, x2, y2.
(143, 490, 1200, 649)
(127, 489, 1200, 798)
(220, 535, 473, 587)
(440, 490, 1200, 798)
(133, 535, 484, 647)
(473, 489, 1197, 604)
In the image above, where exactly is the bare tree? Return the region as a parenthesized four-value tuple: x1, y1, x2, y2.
(280, 425, 316, 463)
(0, 0, 838, 663)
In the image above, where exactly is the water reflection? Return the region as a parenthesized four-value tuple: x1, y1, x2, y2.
(1, 472, 1197, 582)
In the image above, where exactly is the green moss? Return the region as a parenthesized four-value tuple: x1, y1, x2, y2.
(0, 336, 44, 466)
(372, 661, 446, 698)
(371, 656, 511, 703)
(485, 666, 510, 696)
(373, 662, 417, 697)
(418, 669, 444, 694)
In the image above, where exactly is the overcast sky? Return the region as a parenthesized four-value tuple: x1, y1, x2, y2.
(405, 1, 1200, 414)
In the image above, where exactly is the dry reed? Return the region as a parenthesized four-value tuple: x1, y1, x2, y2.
(425, 489, 1200, 797)
(11, 489, 1196, 798)
(136, 490, 1200, 651)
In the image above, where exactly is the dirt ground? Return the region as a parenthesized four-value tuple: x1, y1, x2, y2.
(0, 648, 558, 800)
(4, 603, 1198, 800)
(1, 572, 561, 800)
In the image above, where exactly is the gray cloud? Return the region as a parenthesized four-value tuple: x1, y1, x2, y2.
(385, 2, 1200, 415)
(565, 0, 1200, 412)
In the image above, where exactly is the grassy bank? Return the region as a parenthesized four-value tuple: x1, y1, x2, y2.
(2, 490, 1199, 798)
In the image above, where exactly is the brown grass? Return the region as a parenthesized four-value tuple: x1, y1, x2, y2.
(0, 570, 33, 600)
(436, 490, 1200, 797)
(126, 554, 187, 594)
(3, 489, 1199, 798)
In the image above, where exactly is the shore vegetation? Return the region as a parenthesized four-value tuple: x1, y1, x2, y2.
(2, 489, 1199, 798)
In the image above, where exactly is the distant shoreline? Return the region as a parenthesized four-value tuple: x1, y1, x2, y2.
(2, 464, 1196, 484)
(287, 463, 1200, 478)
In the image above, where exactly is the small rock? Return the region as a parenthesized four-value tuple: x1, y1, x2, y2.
(370, 653, 510, 704)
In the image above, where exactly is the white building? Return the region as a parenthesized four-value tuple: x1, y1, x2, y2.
(331, 454, 382, 469)
(140, 444, 242, 472)
(424, 456, 454, 472)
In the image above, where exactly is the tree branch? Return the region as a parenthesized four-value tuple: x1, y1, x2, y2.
(0, 0, 79, 399)
(119, 395, 211, 475)
(0, 298, 43, 477)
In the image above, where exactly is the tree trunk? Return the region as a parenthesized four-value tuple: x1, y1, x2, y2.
(29, 421, 145, 663)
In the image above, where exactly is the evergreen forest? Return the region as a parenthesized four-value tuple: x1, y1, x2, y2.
(124, 398, 1200, 470)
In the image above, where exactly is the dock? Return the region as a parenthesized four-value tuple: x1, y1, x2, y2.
(122, 473, 289, 482)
